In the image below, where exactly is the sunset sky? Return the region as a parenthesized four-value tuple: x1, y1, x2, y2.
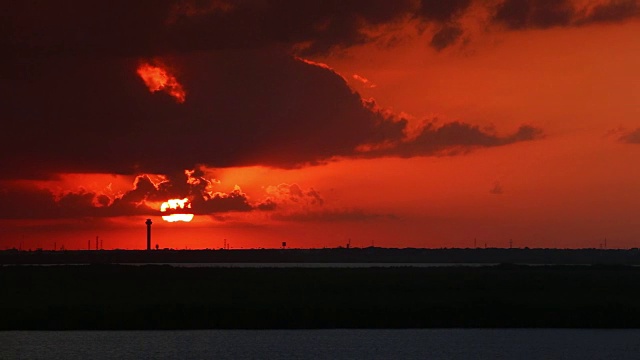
(2, 0, 640, 250)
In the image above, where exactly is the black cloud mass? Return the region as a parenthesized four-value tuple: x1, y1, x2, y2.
(13, 0, 637, 180)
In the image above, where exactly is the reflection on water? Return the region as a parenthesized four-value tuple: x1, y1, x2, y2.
(2, 329, 640, 360)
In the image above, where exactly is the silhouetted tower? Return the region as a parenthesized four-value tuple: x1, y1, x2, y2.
(96, 236, 99, 251)
(509, 239, 513, 249)
(145, 219, 153, 250)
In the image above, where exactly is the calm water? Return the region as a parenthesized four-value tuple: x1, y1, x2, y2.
(9, 263, 498, 268)
(124, 262, 498, 268)
(2, 329, 640, 359)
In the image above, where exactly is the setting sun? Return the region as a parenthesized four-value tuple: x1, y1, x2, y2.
(161, 198, 194, 222)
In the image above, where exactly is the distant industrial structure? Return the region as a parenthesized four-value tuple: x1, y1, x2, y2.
(145, 219, 152, 250)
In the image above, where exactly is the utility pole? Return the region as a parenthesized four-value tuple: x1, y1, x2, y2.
(509, 239, 513, 249)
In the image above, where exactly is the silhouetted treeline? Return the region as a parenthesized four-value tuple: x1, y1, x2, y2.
(2, 248, 640, 265)
(3, 264, 640, 329)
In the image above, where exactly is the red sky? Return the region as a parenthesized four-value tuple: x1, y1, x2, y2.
(2, 0, 640, 250)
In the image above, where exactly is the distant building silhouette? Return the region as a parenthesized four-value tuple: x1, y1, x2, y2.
(145, 219, 152, 251)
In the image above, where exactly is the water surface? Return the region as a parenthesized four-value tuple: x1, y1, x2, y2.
(2, 329, 640, 359)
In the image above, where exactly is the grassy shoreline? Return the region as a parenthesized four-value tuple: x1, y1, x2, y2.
(3, 264, 640, 330)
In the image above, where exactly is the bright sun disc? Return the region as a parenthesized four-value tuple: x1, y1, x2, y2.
(160, 198, 194, 222)
(162, 213, 195, 222)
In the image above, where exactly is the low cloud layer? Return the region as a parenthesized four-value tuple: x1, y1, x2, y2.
(271, 208, 397, 223)
(359, 123, 543, 159)
(0, 171, 259, 220)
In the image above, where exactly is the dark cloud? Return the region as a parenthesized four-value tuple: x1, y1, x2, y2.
(271, 208, 397, 222)
(494, 0, 574, 29)
(490, 182, 504, 195)
(0, 173, 261, 220)
(0, 50, 405, 177)
(4, 0, 637, 70)
(0, 185, 151, 220)
(581, 0, 640, 24)
(360, 123, 543, 158)
(493, 0, 640, 29)
(0, 175, 387, 222)
(1, 1, 548, 182)
(2, 0, 468, 61)
(260, 182, 395, 223)
(265, 183, 324, 206)
(430, 25, 464, 51)
(417, 0, 473, 22)
(191, 188, 253, 214)
(1, 0, 490, 65)
(0, 49, 541, 180)
(618, 128, 640, 143)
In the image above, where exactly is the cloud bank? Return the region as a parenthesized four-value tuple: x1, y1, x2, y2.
(11, 1, 632, 180)
(0, 50, 542, 180)
(0, 171, 259, 220)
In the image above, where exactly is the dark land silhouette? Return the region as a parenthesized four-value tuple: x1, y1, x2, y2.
(2, 247, 640, 265)
(3, 259, 640, 329)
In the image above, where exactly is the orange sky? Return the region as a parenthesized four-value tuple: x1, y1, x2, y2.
(2, 0, 640, 250)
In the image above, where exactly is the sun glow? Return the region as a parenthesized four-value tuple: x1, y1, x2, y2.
(136, 62, 186, 103)
(161, 198, 194, 222)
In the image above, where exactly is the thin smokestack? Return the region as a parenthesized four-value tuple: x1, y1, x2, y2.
(145, 219, 152, 250)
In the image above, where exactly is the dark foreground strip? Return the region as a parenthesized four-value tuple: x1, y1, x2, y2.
(2, 264, 639, 329)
